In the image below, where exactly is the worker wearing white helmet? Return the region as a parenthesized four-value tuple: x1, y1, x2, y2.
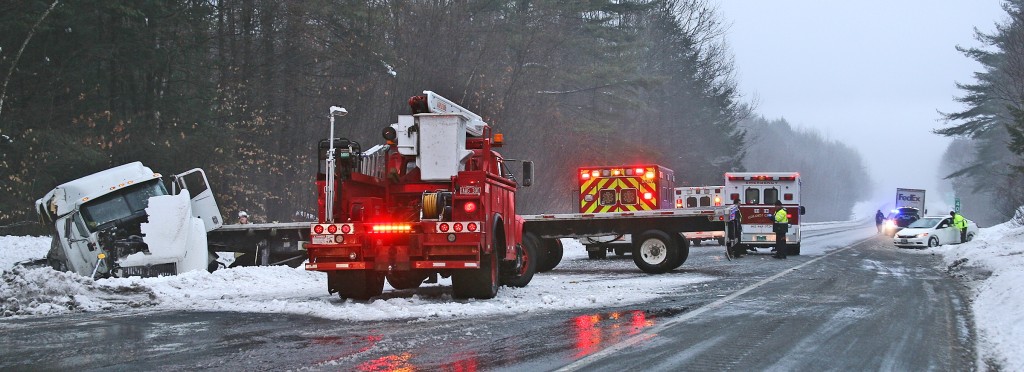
(238, 211, 250, 224)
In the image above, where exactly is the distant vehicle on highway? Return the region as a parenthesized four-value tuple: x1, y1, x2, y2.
(893, 215, 978, 248)
(883, 207, 921, 236)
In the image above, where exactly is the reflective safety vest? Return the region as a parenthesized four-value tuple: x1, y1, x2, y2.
(953, 213, 967, 230)
(774, 208, 789, 224)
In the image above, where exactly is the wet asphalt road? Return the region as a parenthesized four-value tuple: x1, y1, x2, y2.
(0, 228, 975, 371)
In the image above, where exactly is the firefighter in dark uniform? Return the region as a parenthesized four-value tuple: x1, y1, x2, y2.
(730, 198, 745, 257)
(773, 200, 789, 259)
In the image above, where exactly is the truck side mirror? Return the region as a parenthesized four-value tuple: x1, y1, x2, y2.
(800, 206, 806, 215)
(522, 161, 534, 187)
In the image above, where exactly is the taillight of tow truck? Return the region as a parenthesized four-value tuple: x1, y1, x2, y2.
(467, 222, 478, 232)
(313, 225, 324, 234)
(464, 201, 478, 213)
(370, 224, 413, 233)
(327, 224, 337, 234)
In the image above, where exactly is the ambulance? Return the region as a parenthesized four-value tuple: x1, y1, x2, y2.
(576, 165, 675, 258)
(724, 172, 806, 255)
(674, 186, 726, 245)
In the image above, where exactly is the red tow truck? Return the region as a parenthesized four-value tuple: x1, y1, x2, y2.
(304, 92, 536, 300)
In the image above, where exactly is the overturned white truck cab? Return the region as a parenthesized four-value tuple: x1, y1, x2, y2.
(35, 162, 218, 278)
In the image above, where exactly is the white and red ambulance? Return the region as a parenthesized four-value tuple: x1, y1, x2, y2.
(724, 172, 805, 255)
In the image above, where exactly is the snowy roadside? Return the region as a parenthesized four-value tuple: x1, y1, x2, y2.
(927, 219, 1024, 372)
(0, 237, 714, 322)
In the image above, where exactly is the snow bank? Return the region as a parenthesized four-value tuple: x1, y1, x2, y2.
(933, 221, 1024, 371)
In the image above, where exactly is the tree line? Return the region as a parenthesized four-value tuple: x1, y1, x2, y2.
(0, 0, 872, 233)
(936, 0, 1024, 226)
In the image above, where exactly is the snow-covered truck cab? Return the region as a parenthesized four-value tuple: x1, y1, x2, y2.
(575, 165, 676, 258)
(35, 162, 215, 278)
(675, 186, 726, 245)
(724, 172, 806, 255)
(305, 91, 536, 300)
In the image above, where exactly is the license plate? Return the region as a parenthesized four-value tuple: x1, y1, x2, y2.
(312, 235, 335, 244)
(756, 236, 767, 241)
(900, 238, 908, 244)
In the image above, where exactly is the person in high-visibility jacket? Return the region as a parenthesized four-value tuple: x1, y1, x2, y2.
(773, 200, 789, 259)
(951, 210, 968, 243)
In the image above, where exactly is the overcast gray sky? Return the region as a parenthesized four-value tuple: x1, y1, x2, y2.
(715, 1, 1006, 213)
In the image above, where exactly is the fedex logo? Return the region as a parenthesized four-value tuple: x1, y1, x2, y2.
(898, 194, 921, 202)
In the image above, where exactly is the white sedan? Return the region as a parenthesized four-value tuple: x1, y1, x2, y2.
(893, 216, 979, 248)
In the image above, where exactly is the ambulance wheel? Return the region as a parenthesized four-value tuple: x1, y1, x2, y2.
(330, 271, 384, 300)
(632, 230, 679, 274)
(453, 248, 499, 299)
(501, 233, 538, 287)
(787, 244, 801, 256)
(387, 271, 428, 290)
(537, 238, 563, 273)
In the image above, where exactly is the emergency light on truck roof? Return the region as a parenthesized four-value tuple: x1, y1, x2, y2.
(580, 167, 655, 181)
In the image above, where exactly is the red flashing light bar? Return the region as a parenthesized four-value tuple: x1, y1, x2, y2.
(579, 166, 654, 180)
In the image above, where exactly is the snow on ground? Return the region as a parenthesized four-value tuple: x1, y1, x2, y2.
(3, 213, 1024, 371)
(0, 236, 714, 322)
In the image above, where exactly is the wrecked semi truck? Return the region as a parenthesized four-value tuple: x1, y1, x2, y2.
(35, 162, 309, 278)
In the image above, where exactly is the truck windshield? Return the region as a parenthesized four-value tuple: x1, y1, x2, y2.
(80, 179, 167, 232)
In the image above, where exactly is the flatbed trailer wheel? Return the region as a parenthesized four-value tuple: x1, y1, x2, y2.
(632, 230, 679, 274)
(536, 238, 563, 273)
(329, 271, 384, 300)
(670, 236, 689, 270)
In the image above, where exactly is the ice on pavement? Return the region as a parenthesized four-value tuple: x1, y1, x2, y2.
(3, 212, 1024, 371)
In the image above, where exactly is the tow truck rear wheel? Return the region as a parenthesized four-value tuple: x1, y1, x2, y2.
(501, 232, 538, 287)
(536, 238, 563, 273)
(632, 230, 679, 274)
(329, 271, 385, 300)
(788, 243, 801, 256)
(453, 245, 499, 299)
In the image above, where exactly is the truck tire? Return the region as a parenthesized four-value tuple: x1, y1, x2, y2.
(329, 271, 385, 300)
(787, 243, 801, 256)
(387, 272, 428, 290)
(501, 232, 538, 287)
(453, 248, 499, 299)
(670, 236, 690, 270)
(632, 230, 679, 274)
(536, 238, 563, 273)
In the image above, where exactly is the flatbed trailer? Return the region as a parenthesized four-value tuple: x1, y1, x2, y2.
(206, 222, 310, 267)
(522, 206, 737, 274)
